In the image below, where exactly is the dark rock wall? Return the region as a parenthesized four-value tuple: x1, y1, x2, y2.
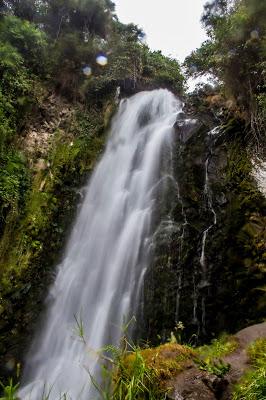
(141, 115, 266, 344)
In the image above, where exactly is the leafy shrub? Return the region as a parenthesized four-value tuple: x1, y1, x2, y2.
(0, 151, 30, 234)
(92, 340, 194, 399)
(0, 379, 19, 400)
(0, 15, 47, 74)
(197, 333, 238, 359)
(194, 358, 231, 377)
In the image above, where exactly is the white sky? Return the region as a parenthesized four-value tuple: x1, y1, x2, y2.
(114, 0, 208, 62)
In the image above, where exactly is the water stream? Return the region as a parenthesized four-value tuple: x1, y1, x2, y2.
(19, 89, 181, 400)
(200, 158, 217, 272)
(199, 142, 217, 333)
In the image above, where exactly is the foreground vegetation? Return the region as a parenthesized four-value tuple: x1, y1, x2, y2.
(3, 331, 265, 400)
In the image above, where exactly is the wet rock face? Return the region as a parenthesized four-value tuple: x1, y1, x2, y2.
(141, 116, 266, 344)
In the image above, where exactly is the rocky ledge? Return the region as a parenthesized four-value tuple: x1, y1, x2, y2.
(168, 322, 266, 400)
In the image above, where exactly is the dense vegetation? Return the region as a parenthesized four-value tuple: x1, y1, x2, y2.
(185, 0, 265, 148)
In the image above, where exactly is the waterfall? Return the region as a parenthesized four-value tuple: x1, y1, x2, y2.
(19, 89, 181, 400)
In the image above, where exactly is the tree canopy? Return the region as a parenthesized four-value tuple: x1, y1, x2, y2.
(185, 0, 265, 141)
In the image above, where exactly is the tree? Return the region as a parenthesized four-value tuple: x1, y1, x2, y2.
(0, 0, 37, 21)
(41, 0, 114, 39)
(185, 0, 266, 141)
(0, 15, 47, 72)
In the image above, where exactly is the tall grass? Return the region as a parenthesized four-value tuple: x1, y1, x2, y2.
(232, 338, 266, 400)
(92, 338, 169, 400)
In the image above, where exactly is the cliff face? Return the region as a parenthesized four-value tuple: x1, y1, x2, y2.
(142, 111, 266, 344)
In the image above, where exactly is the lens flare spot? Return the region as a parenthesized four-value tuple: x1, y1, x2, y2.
(96, 54, 108, 66)
(82, 65, 92, 76)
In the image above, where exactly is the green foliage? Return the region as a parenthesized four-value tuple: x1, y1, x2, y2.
(0, 41, 30, 104)
(0, 379, 19, 400)
(105, 340, 196, 399)
(2, 0, 115, 39)
(0, 88, 16, 152)
(108, 346, 164, 399)
(185, 0, 266, 142)
(74, 313, 85, 343)
(1, 106, 105, 270)
(93, 340, 182, 399)
(1, 0, 38, 21)
(0, 15, 46, 136)
(142, 50, 184, 93)
(83, 42, 184, 99)
(0, 151, 30, 232)
(232, 338, 266, 400)
(0, 16, 40, 235)
(193, 334, 236, 378)
(197, 333, 238, 359)
(50, 31, 107, 97)
(41, 0, 114, 39)
(1, 1, 184, 100)
(248, 338, 266, 365)
(113, 21, 145, 42)
(0, 15, 47, 73)
(184, 40, 217, 77)
(225, 139, 266, 273)
(194, 357, 231, 377)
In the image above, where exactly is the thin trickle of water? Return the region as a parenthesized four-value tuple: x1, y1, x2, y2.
(200, 158, 217, 272)
(192, 276, 198, 325)
(19, 90, 181, 400)
(200, 229, 209, 273)
(201, 296, 206, 335)
(174, 181, 188, 323)
(175, 272, 183, 323)
(204, 158, 217, 225)
(199, 149, 217, 332)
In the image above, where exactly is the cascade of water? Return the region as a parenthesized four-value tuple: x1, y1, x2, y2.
(19, 89, 181, 400)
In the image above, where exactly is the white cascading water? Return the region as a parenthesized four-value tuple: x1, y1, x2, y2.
(19, 89, 181, 400)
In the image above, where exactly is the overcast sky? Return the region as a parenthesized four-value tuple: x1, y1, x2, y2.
(114, 0, 208, 62)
